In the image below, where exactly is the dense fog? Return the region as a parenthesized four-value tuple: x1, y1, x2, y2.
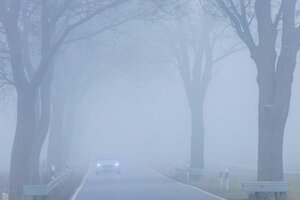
(1, 1, 300, 199)
(1, 24, 300, 172)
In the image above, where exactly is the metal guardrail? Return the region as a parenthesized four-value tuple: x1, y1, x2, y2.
(23, 169, 73, 198)
(175, 166, 204, 174)
(241, 181, 288, 200)
(1, 193, 9, 200)
(175, 166, 204, 181)
(241, 181, 288, 192)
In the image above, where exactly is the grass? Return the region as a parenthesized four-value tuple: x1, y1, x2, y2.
(169, 165, 300, 200)
(284, 173, 300, 200)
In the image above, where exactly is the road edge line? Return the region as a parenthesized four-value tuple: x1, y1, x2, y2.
(144, 165, 227, 200)
(70, 168, 90, 200)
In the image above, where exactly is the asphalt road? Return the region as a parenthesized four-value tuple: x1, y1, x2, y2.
(73, 161, 225, 200)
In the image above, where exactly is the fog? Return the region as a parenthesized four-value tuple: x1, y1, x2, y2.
(1, 28, 300, 172)
(1, 1, 300, 199)
(74, 49, 300, 170)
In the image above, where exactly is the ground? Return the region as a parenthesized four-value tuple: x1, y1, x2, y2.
(170, 165, 300, 200)
(1, 165, 300, 200)
(0, 173, 8, 200)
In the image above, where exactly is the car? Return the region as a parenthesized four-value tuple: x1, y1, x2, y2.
(95, 154, 121, 175)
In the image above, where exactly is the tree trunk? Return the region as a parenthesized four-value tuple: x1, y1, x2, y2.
(9, 88, 37, 200)
(257, 105, 285, 181)
(189, 97, 205, 170)
(29, 66, 53, 184)
(253, 44, 296, 181)
(29, 146, 42, 183)
(29, 89, 51, 183)
(47, 97, 67, 172)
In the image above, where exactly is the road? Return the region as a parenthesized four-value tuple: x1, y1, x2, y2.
(73, 160, 225, 200)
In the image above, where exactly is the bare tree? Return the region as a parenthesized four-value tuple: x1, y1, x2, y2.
(165, 16, 213, 171)
(215, 0, 299, 182)
(0, 0, 131, 199)
(157, 4, 241, 172)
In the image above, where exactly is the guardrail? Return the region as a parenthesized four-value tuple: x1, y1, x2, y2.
(1, 193, 8, 200)
(23, 168, 74, 199)
(241, 181, 288, 200)
(175, 166, 204, 181)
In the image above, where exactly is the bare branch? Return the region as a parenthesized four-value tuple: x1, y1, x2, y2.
(215, 0, 256, 51)
(148, 0, 175, 15)
(63, 13, 139, 44)
(49, 0, 73, 26)
(52, 0, 130, 52)
(31, 0, 130, 88)
(228, 0, 242, 19)
(212, 42, 245, 65)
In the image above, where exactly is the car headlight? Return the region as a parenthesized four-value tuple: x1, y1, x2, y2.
(114, 162, 119, 167)
(97, 163, 102, 167)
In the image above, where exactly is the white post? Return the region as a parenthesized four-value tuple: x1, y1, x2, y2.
(219, 166, 224, 190)
(224, 167, 230, 191)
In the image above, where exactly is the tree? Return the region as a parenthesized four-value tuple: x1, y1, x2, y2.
(0, 0, 130, 199)
(165, 16, 213, 171)
(157, 3, 241, 171)
(215, 0, 299, 182)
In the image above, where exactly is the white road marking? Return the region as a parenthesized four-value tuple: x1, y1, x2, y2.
(144, 165, 227, 200)
(71, 169, 91, 200)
